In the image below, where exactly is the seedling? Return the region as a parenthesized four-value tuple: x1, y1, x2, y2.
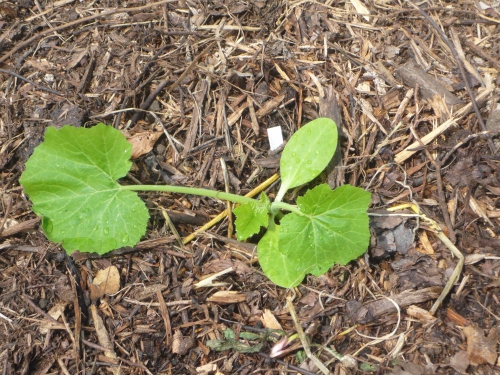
(20, 118, 371, 288)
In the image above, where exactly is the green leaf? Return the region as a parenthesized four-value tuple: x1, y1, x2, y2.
(279, 184, 371, 276)
(258, 224, 307, 288)
(20, 124, 149, 254)
(276, 118, 338, 201)
(233, 193, 270, 240)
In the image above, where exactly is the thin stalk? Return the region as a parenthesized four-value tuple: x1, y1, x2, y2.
(121, 184, 256, 206)
(122, 184, 304, 216)
(271, 201, 304, 216)
(121, 185, 305, 216)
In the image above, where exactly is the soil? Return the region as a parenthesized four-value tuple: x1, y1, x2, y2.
(1, 1, 500, 374)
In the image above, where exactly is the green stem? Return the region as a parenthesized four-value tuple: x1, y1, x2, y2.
(271, 201, 304, 216)
(121, 185, 256, 206)
(121, 184, 305, 216)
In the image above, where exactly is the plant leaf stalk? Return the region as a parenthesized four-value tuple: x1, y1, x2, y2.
(121, 184, 303, 215)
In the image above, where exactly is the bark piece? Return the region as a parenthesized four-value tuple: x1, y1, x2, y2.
(255, 94, 285, 118)
(395, 59, 462, 111)
(261, 309, 283, 330)
(0, 218, 39, 238)
(91, 305, 121, 375)
(347, 286, 442, 324)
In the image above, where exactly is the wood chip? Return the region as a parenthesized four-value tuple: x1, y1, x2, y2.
(207, 291, 247, 304)
(395, 59, 463, 110)
(255, 94, 285, 118)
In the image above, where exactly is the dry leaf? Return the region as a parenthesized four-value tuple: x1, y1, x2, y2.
(91, 265, 121, 300)
(40, 302, 67, 333)
(449, 350, 469, 374)
(172, 330, 196, 355)
(260, 309, 283, 330)
(463, 325, 498, 366)
(124, 131, 162, 159)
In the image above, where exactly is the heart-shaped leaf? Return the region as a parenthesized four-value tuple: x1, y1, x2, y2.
(257, 224, 307, 288)
(20, 124, 149, 254)
(279, 184, 371, 277)
(258, 184, 371, 288)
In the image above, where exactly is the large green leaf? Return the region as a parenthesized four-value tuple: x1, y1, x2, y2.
(276, 118, 338, 201)
(279, 184, 371, 277)
(20, 124, 149, 254)
(233, 193, 270, 241)
(257, 224, 307, 288)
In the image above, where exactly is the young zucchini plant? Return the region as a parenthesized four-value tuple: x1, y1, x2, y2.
(20, 118, 371, 288)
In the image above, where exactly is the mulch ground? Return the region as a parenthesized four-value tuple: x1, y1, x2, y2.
(1, 0, 500, 374)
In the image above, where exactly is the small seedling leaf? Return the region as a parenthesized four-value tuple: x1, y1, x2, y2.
(233, 193, 270, 241)
(20, 124, 149, 254)
(279, 184, 371, 276)
(258, 224, 307, 288)
(277, 118, 338, 199)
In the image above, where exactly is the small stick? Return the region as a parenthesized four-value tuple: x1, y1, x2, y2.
(388, 204, 464, 315)
(407, 0, 495, 153)
(287, 296, 330, 375)
(182, 173, 279, 244)
(409, 85, 455, 243)
(0, 68, 65, 97)
(0, 0, 178, 63)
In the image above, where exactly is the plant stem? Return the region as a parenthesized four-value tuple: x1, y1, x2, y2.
(271, 201, 304, 216)
(121, 184, 256, 206)
(122, 184, 304, 216)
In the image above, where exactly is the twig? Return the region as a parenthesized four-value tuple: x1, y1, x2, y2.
(0, 0, 178, 63)
(0, 68, 65, 97)
(388, 204, 464, 315)
(257, 352, 319, 375)
(407, 0, 495, 154)
(21, 295, 60, 323)
(440, 131, 499, 164)
(126, 42, 214, 128)
(286, 296, 330, 375)
(81, 339, 154, 375)
(126, 80, 170, 128)
(395, 86, 494, 163)
(409, 85, 455, 243)
(182, 173, 279, 244)
(460, 37, 500, 72)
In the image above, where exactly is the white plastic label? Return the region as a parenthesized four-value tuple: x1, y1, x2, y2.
(267, 126, 284, 151)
